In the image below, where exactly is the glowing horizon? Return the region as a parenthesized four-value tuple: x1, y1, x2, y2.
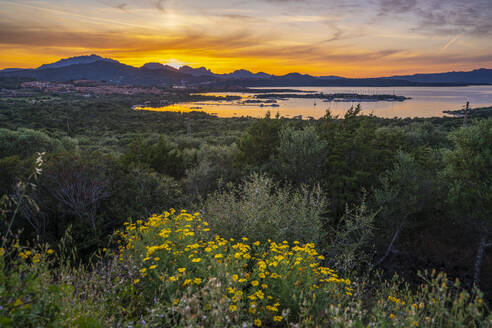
(1, 0, 491, 78)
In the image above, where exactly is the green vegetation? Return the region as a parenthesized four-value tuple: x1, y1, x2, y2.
(1, 94, 492, 326)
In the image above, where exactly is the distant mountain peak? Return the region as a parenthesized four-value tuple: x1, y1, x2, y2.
(178, 65, 214, 77)
(0, 68, 25, 73)
(282, 72, 313, 79)
(141, 62, 178, 71)
(37, 54, 119, 70)
(224, 69, 272, 79)
(233, 69, 251, 74)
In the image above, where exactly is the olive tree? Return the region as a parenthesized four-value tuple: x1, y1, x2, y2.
(443, 119, 492, 286)
(270, 125, 327, 185)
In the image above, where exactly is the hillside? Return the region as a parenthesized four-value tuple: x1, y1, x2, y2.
(387, 68, 492, 84)
(1, 55, 491, 86)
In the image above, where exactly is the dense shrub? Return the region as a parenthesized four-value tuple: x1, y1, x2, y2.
(121, 136, 186, 179)
(184, 143, 239, 199)
(269, 125, 326, 185)
(443, 118, 492, 285)
(235, 112, 283, 169)
(202, 174, 326, 245)
(0, 245, 74, 327)
(326, 198, 376, 274)
(0, 128, 75, 158)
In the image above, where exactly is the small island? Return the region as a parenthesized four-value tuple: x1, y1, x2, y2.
(254, 92, 409, 102)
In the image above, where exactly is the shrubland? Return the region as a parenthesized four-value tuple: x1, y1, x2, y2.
(1, 95, 492, 326)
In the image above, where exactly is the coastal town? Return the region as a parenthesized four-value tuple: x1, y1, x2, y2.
(0, 79, 181, 97)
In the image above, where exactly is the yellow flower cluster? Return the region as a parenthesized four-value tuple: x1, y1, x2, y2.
(388, 295, 405, 305)
(17, 249, 46, 263)
(117, 210, 353, 326)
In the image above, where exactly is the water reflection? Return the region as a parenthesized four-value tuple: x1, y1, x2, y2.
(135, 86, 492, 118)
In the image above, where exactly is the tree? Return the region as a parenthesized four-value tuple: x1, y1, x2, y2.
(235, 112, 283, 169)
(270, 125, 327, 185)
(316, 106, 404, 217)
(443, 119, 492, 286)
(373, 151, 435, 266)
(184, 143, 239, 199)
(42, 152, 112, 237)
(121, 136, 185, 179)
(327, 195, 376, 273)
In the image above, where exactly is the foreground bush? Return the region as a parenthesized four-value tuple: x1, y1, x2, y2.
(202, 174, 326, 245)
(118, 209, 352, 327)
(0, 244, 104, 327)
(0, 209, 491, 327)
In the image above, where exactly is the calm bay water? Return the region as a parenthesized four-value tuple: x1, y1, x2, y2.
(136, 85, 492, 119)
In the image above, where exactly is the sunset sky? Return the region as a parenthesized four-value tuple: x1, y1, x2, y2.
(1, 0, 491, 77)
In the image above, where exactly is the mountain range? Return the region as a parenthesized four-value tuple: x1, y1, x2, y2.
(1, 54, 491, 87)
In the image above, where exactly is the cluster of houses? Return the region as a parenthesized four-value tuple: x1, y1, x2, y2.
(19, 80, 172, 96)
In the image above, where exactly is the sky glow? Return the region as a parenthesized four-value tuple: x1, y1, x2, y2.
(1, 0, 491, 77)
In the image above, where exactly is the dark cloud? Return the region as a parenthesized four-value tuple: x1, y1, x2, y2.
(416, 1, 492, 36)
(215, 14, 263, 23)
(378, 0, 417, 15)
(377, 0, 492, 36)
(154, 0, 167, 12)
(320, 21, 367, 43)
(98, 0, 128, 12)
(116, 3, 128, 11)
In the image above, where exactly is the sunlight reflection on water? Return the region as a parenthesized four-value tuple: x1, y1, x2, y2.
(135, 86, 492, 119)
